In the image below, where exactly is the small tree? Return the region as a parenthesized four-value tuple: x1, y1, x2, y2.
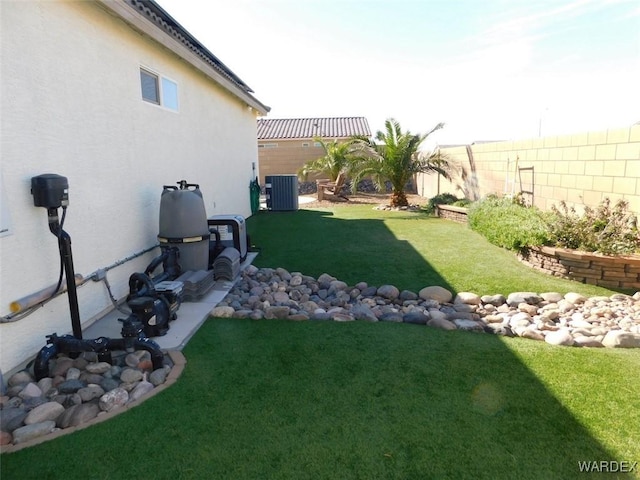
(297, 137, 373, 185)
(351, 118, 451, 207)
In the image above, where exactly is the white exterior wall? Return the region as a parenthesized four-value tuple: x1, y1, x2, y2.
(0, 1, 262, 376)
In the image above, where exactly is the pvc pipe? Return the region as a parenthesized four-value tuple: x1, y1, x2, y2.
(9, 274, 83, 313)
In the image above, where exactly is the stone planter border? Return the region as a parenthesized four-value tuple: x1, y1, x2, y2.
(0, 350, 186, 453)
(436, 204, 468, 223)
(518, 246, 640, 290)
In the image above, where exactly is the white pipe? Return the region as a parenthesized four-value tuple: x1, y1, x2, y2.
(9, 274, 83, 313)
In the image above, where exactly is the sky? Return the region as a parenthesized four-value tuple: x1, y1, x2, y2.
(156, 0, 640, 146)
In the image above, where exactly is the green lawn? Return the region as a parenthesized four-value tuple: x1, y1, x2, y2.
(247, 205, 619, 296)
(2, 204, 639, 479)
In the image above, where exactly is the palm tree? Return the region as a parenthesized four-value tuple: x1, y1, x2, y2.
(297, 137, 373, 186)
(351, 118, 451, 207)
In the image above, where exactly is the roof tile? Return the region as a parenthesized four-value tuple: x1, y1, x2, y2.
(257, 117, 371, 140)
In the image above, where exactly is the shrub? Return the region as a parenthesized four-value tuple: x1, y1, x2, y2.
(546, 198, 639, 255)
(424, 193, 464, 215)
(467, 195, 550, 252)
(453, 199, 471, 208)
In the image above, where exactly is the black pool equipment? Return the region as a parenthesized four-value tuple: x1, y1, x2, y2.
(33, 319, 164, 381)
(30, 174, 82, 339)
(123, 247, 184, 338)
(30, 174, 165, 379)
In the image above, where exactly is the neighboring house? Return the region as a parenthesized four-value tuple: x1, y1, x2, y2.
(257, 117, 371, 185)
(0, 0, 269, 377)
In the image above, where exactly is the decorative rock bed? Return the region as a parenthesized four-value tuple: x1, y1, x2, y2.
(0, 350, 184, 451)
(214, 265, 640, 350)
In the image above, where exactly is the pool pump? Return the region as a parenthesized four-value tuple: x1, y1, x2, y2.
(30, 174, 166, 379)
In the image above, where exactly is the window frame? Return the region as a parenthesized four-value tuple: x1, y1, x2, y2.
(140, 66, 179, 112)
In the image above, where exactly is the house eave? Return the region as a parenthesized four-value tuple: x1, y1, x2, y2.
(96, 0, 270, 115)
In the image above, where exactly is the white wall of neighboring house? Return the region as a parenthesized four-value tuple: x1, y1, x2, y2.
(0, 1, 266, 377)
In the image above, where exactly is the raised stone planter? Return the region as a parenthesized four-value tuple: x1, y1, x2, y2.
(519, 246, 640, 290)
(436, 204, 468, 223)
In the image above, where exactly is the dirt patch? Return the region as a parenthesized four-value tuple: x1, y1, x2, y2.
(299, 192, 429, 210)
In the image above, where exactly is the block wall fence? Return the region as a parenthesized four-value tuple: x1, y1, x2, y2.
(258, 140, 326, 186)
(416, 125, 640, 215)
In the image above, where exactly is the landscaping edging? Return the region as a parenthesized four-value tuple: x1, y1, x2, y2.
(214, 265, 640, 348)
(436, 204, 468, 223)
(0, 350, 186, 453)
(519, 246, 640, 290)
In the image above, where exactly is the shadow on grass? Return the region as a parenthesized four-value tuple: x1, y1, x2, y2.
(247, 209, 456, 294)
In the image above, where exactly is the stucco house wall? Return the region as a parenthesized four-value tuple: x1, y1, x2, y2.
(0, 0, 268, 377)
(417, 125, 640, 214)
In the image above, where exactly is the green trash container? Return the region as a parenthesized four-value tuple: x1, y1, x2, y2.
(249, 177, 261, 214)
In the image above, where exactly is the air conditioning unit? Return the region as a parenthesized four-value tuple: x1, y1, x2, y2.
(265, 175, 299, 211)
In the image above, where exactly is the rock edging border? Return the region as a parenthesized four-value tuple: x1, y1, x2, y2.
(436, 204, 468, 223)
(0, 350, 186, 454)
(432, 205, 640, 290)
(519, 246, 640, 290)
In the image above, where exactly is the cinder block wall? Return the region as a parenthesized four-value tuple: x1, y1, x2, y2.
(258, 139, 327, 186)
(417, 125, 640, 214)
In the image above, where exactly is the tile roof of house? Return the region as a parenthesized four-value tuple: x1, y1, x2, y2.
(257, 117, 371, 140)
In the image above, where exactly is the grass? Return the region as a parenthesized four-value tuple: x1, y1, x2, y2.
(2, 203, 639, 479)
(247, 204, 618, 296)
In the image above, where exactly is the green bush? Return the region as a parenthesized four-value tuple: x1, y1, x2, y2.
(424, 193, 464, 215)
(467, 195, 550, 252)
(546, 198, 639, 255)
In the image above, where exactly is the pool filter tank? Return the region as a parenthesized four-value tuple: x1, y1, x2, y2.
(158, 181, 210, 272)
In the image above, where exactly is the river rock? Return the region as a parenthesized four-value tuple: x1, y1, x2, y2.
(565, 292, 587, 304)
(18, 383, 42, 399)
(56, 403, 100, 429)
(377, 285, 400, 300)
(99, 388, 129, 412)
(454, 292, 481, 305)
(403, 311, 429, 325)
(351, 304, 378, 322)
(120, 368, 143, 384)
(128, 380, 155, 403)
(481, 294, 506, 306)
(507, 292, 542, 307)
(379, 311, 404, 322)
(85, 362, 112, 374)
(602, 330, 640, 348)
(58, 379, 86, 394)
(24, 402, 65, 425)
(1, 407, 27, 432)
(545, 329, 575, 346)
(211, 305, 235, 317)
(265, 306, 290, 319)
(78, 385, 105, 402)
(419, 286, 452, 303)
(149, 367, 169, 386)
(427, 318, 457, 330)
(453, 319, 483, 331)
(540, 292, 564, 303)
(8, 371, 33, 387)
(12, 421, 56, 444)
